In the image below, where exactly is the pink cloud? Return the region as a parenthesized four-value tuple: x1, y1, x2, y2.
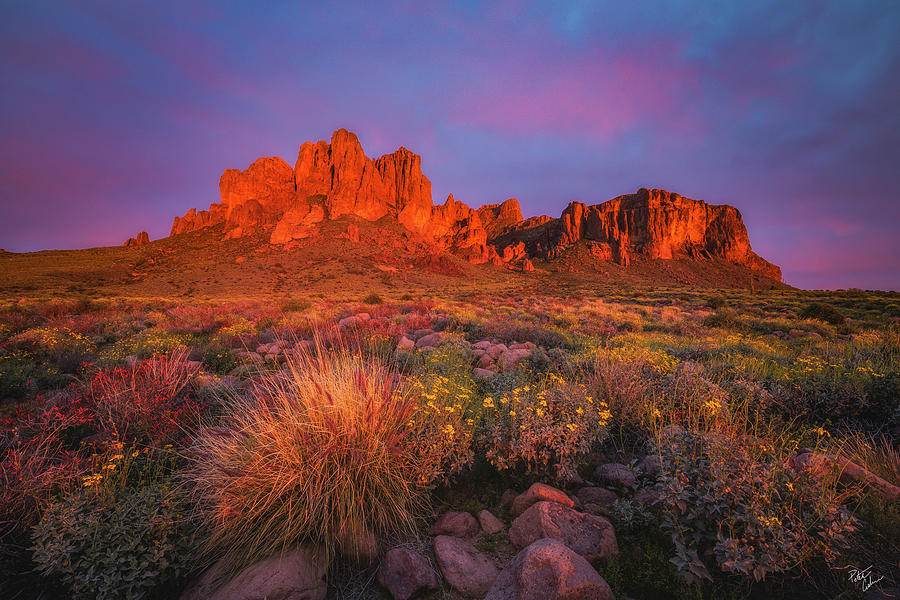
(443, 35, 704, 140)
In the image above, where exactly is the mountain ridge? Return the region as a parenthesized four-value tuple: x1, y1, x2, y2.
(168, 128, 781, 282)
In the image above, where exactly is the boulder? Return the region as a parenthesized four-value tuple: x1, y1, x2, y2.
(486, 343, 508, 360)
(511, 483, 575, 517)
(791, 452, 900, 503)
(509, 501, 619, 563)
(478, 510, 505, 535)
(428, 511, 480, 538)
(338, 313, 370, 329)
(499, 348, 532, 371)
(474, 367, 497, 379)
(484, 538, 614, 600)
(336, 519, 378, 564)
(576, 487, 618, 508)
(477, 353, 496, 369)
(377, 547, 439, 600)
(593, 463, 636, 489)
(180, 546, 326, 600)
(638, 454, 662, 478)
(433, 535, 499, 598)
(501, 489, 519, 511)
(416, 331, 452, 348)
(396, 336, 415, 352)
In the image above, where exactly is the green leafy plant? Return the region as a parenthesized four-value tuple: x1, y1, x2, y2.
(478, 373, 611, 480)
(656, 427, 857, 583)
(31, 485, 194, 600)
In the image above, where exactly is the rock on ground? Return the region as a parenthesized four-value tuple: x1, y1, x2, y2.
(485, 538, 614, 600)
(478, 509, 505, 535)
(638, 454, 662, 479)
(428, 511, 480, 538)
(433, 535, 499, 598)
(791, 451, 900, 503)
(376, 547, 439, 600)
(180, 546, 326, 600)
(509, 501, 619, 563)
(511, 482, 575, 517)
(576, 487, 618, 507)
(593, 463, 636, 489)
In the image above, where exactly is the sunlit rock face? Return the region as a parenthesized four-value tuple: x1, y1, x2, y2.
(493, 188, 781, 280)
(123, 231, 149, 247)
(169, 128, 499, 263)
(168, 129, 780, 279)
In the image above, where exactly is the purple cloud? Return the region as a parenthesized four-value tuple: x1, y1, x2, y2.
(0, 1, 898, 290)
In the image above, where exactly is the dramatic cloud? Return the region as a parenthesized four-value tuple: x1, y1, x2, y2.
(1, 1, 898, 289)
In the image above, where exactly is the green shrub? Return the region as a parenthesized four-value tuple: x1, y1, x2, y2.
(799, 302, 846, 325)
(707, 295, 727, 309)
(478, 373, 611, 481)
(0, 351, 68, 398)
(8, 326, 96, 372)
(203, 343, 238, 375)
(281, 298, 311, 312)
(656, 428, 857, 584)
(362, 292, 383, 305)
(100, 329, 192, 362)
(31, 485, 194, 600)
(702, 308, 742, 330)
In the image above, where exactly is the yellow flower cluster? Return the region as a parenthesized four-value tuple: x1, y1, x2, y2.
(82, 442, 142, 488)
(12, 326, 95, 354)
(480, 374, 611, 479)
(101, 329, 191, 361)
(589, 337, 679, 374)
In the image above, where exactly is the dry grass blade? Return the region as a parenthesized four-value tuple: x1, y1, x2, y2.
(183, 330, 437, 571)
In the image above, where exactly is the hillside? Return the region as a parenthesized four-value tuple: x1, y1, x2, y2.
(0, 129, 787, 299)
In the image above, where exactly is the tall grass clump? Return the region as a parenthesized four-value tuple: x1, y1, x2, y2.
(184, 334, 453, 569)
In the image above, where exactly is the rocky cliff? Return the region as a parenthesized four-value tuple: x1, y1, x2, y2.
(169, 129, 781, 281)
(171, 129, 502, 263)
(491, 188, 781, 281)
(123, 231, 150, 247)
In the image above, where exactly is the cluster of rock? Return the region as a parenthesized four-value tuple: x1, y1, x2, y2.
(377, 455, 662, 600)
(394, 328, 541, 377)
(177, 448, 669, 600)
(123, 231, 150, 247)
(232, 339, 311, 364)
(166, 128, 781, 280)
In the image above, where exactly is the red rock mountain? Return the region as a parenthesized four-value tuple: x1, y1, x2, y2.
(169, 129, 781, 281)
(123, 231, 149, 247)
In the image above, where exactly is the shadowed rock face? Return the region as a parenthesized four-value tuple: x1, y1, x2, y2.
(168, 129, 781, 279)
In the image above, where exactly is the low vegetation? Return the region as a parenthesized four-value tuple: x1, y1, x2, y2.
(0, 287, 897, 599)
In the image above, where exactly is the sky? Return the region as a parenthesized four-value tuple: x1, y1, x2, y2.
(1, 1, 898, 290)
